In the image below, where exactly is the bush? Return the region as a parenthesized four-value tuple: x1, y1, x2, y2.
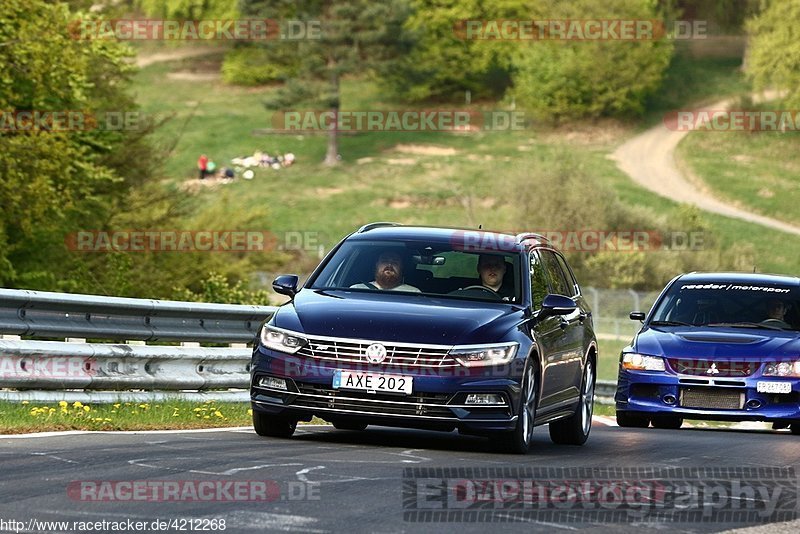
(510, 0, 674, 121)
(221, 46, 297, 86)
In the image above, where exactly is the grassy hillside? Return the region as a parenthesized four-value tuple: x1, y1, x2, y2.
(132, 47, 799, 284)
(677, 129, 800, 227)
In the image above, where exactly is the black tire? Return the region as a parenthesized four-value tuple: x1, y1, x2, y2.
(616, 410, 650, 428)
(253, 410, 297, 438)
(491, 361, 538, 454)
(791, 424, 800, 435)
(651, 416, 683, 430)
(332, 420, 368, 431)
(549, 358, 595, 445)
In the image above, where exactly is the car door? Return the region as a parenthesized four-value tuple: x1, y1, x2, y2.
(536, 249, 583, 408)
(529, 250, 570, 410)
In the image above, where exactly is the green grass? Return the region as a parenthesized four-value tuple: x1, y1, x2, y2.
(677, 129, 800, 227)
(0, 400, 250, 433)
(0, 400, 332, 434)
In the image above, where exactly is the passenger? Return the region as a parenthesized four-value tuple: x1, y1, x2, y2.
(476, 254, 514, 300)
(351, 251, 420, 292)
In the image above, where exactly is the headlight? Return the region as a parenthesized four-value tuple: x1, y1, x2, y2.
(763, 360, 800, 378)
(450, 342, 518, 367)
(259, 325, 307, 354)
(622, 353, 665, 371)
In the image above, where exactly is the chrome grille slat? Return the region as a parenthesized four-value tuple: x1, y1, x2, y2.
(298, 334, 457, 368)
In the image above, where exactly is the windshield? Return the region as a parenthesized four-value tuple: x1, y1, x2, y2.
(650, 281, 800, 331)
(309, 239, 522, 303)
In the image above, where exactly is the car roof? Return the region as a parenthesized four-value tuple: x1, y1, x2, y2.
(347, 224, 553, 253)
(678, 272, 800, 286)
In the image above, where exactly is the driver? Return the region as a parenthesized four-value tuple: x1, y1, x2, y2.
(476, 254, 514, 300)
(351, 250, 420, 292)
(762, 298, 790, 328)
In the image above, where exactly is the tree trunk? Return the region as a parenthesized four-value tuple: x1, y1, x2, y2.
(324, 113, 339, 165)
(323, 55, 340, 166)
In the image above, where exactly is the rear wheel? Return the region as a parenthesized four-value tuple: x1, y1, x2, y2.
(616, 411, 650, 428)
(549, 358, 595, 445)
(253, 410, 297, 438)
(651, 416, 683, 430)
(491, 361, 537, 454)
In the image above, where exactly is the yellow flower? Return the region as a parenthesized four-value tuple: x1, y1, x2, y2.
(113, 403, 121, 409)
(247, 409, 253, 416)
(21, 401, 29, 405)
(59, 401, 68, 408)
(203, 415, 210, 419)
(48, 408, 55, 414)
(83, 405, 90, 412)
(73, 401, 83, 408)
(214, 410, 223, 418)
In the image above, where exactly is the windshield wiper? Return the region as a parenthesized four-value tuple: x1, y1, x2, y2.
(649, 320, 692, 327)
(703, 321, 784, 331)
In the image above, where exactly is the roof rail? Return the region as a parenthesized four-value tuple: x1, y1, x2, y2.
(515, 232, 550, 245)
(356, 222, 402, 233)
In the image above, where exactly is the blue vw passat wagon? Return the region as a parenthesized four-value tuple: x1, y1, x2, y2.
(616, 272, 800, 433)
(250, 223, 597, 453)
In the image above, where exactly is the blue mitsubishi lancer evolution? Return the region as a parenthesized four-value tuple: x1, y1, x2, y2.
(616, 272, 800, 433)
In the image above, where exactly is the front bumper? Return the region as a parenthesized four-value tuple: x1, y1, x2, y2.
(615, 368, 800, 422)
(250, 347, 523, 433)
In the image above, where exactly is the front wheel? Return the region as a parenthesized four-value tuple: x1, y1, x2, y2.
(253, 409, 297, 438)
(549, 358, 595, 445)
(491, 361, 538, 454)
(332, 420, 368, 431)
(651, 416, 683, 430)
(616, 410, 650, 428)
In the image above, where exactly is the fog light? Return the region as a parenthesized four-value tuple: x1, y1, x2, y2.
(258, 376, 288, 390)
(465, 393, 506, 405)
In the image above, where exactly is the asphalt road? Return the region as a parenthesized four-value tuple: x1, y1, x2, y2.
(1, 421, 798, 534)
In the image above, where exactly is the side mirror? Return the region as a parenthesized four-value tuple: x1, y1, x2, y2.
(272, 274, 299, 298)
(540, 294, 577, 316)
(629, 311, 645, 321)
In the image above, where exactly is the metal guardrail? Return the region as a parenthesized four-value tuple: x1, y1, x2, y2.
(0, 288, 274, 343)
(0, 288, 276, 403)
(0, 287, 619, 406)
(595, 379, 616, 405)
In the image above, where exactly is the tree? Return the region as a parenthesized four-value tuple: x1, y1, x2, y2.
(510, 0, 674, 121)
(746, 0, 800, 107)
(243, 0, 408, 165)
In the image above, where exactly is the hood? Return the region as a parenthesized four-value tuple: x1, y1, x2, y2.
(271, 289, 525, 345)
(634, 326, 800, 360)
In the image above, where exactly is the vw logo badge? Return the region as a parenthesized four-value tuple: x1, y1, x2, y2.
(365, 343, 388, 364)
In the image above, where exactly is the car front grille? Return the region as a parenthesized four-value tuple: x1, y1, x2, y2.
(292, 384, 455, 418)
(680, 387, 744, 410)
(668, 359, 758, 377)
(297, 335, 458, 368)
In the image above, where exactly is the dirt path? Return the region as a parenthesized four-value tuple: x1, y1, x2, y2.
(610, 91, 800, 237)
(135, 47, 219, 68)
